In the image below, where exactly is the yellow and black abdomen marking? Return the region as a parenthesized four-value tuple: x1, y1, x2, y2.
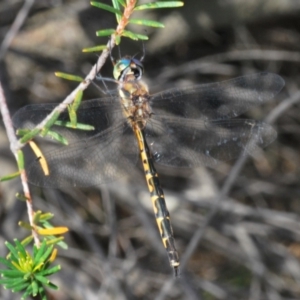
(134, 126, 180, 276)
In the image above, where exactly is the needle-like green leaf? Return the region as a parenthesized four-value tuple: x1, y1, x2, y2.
(35, 275, 49, 285)
(54, 120, 95, 131)
(0, 269, 23, 278)
(40, 111, 61, 138)
(18, 221, 33, 231)
(38, 213, 54, 222)
(116, 0, 125, 7)
(55, 72, 83, 82)
(38, 246, 53, 265)
(37, 265, 61, 277)
(82, 45, 107, 52)
(68, 107, 77, 128)
(21, 286, 33, 300)
(129, 18, 164, 28)
(115, 35, 121, 45)
(33, 211, 43, 223)
(96, 29, 116, 37)
(46, 130, 68, 145)
(69, 90, 83, 125)
(16, 128, 30, 136)
(20, 236, 33, 248)
(14, 240, 27, 259)
(0, 171, 21, 182)
(31, 280, 38, 296)
(33, 241, 47, 265)
(135, 1, 184, 10)
(112, 0, 122, 22)
(16, 193, 29, 201)
(12, 282, 30, 292)
(44, 281, 59, 290)
(122, 30, 149, 40)
(0, 256, 15, 269)
(45, 237, 66, 247)
(5, 242, 19, 262)
(58, 240, 68, 250)
(1, 277, 26, 289)
(91, 2, 122, 15)
(20, 128, 41, 143)
(17, 150, 25, 171)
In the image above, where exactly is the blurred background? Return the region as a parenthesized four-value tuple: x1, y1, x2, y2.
(1, 0, 300, 299)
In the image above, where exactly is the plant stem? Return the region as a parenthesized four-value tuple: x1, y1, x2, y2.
(0, 82, 40, 246)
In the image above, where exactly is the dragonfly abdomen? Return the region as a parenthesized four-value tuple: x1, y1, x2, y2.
(134, 126, 180, 276)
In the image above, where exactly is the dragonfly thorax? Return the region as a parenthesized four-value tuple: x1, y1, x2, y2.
(119, 77, 152, 129)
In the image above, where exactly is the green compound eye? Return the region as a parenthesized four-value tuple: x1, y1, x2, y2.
(113, 57, 144, 81)
(113, 58, 131, 80)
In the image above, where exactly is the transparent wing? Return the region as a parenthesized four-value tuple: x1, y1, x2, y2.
(12, 73, 283, 187)
(13, 98, 139, 188)
(150, 73, 284, 120)
(13, 98, 124, 141)
(146, 116, 277, 168)
(21, 123, 138, 188)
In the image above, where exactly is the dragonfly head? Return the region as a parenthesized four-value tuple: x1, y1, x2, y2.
(113, 57, 144, 82)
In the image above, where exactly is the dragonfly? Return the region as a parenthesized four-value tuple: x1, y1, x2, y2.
(13, 57, 285, 276)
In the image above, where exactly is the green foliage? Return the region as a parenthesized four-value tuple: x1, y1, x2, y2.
(20, 211, 69, 250)
(0, 190, 68, 300)
(90, 2, 122, 15)
(54, 72, 84, 82)
(84, 0, 184, 52)
(122, 30, 148, 40)
(0, 171, 21, 182)
(17, 150, 25, 171)
(54, 120, 95, 131)
(0, 240, 60, 300)
(96, 28, 116, 37)
(40, 111, 61, 137)
(129, 18, 164, 28)
(16, 89, 93, 147)
(82, 45, 107, 52)
(135, 1, 184, 10)
(45, 130, 69, 145)
(19, 128, 41, 144)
